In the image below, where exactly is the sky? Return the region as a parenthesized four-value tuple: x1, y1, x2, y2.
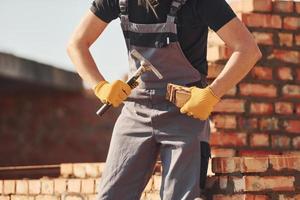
(0, 0, 129, 84)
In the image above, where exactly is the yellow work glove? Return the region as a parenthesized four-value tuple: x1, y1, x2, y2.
(93, 80, 132, 107)
(180, 86, 220, 120)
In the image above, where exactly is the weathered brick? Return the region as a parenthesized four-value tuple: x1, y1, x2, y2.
(60, 163, 73, 178)
(259, 117, 279, 131)
(0, 180, 3, 194)
(208, 63, 224, 79)
(95, 179, 100, 193)
(28, 180, 40, 195)
(271, 135, 291, 148)
(210, 132, 247, 147)
(283, 120, 300, 133)
(250, 133, 269, 147)
(275, 102, 293, 115)
(241, 0, 272, 12)
(0, 196, 10, 200)
(277, 66, 293, 80)
(35, 195, 59, 200)
(213, 194, 269, 200)
(238, 117, 258, 130)
(207, 45, 232, 61)
(73, 164, 86, 178)
(41, 179, 53, 195)
(88, 194, 97, 200)
(16, 180, 28, 194)
(85, 164, 100, 178)
(242, 157, 269, 173)
(282, 85, 300, 98)
(297, 69, 300, 81)
(269, 156, 300, 171)
(54, 179, 66, 194)
(212, 157, 268, 173)
(252, 32, 273, 45)
(241, 13, 282, 29)
(10, 195, 34, 200)
(296, 1, 300, 13)
(239, 150, 280, 157)
(296, 34, 300, 46)
(3, 180, 15, 194)
(250, 66, 273, 80)
(219, 176, 228, 190)
(279, 194, 300, 200)
(272, 49, 300, 64)
(283, 17, 300, 30)
(214, 99, 245, 113)
(81, 179, 94, 194)
(244, 176, 295, 191)
(232, 176, 245, 193)
(67, 179, 81, 193)
(273, 1, 294, 13)
(297, 104, 300, 115)
(212, 115, 237, 129)
(293, 136, 300, 149)
(250, 102, 273, 115)
(278, 33, 293, 47)
(98, 163, 105, 177)
(211, 148, 236, 157)
(239, 83, 277, 98)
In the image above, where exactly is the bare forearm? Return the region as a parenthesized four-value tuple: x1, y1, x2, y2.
(210, 48, 261, 98)
(67, 43, 105, 88)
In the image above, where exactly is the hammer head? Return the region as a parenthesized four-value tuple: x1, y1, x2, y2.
(130, 49, 163, 80)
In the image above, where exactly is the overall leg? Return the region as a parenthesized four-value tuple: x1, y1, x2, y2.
(96, 102, 159, 200)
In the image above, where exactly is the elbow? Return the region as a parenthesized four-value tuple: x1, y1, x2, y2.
(66, 37, 89, 56)
(237, 41, 262, 63)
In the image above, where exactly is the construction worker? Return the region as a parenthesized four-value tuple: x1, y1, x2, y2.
(67, 0, 261, 199)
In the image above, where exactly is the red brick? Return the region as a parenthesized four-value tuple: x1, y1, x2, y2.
(250, 103, 273, 115)
(211, 148, 236, 157)
(214, 99, 245, 113)
(212, 157, 268, 173)
(296, 2, 300, 13)
(212, 115, 237, 129)
(208, 63, 224, 79)
(297, 69, 300, 81)
(272, 49, 300, 64)
(238, 117, 258, 130)
(279, 194, 300, 200)
(271, 135, 291, 148)
(278, 33, 293, 47)
(282, 85, 300, 98)
(277, 67, 293, 80)
(283, 120, 300, 133)
(296, 34, 300, 46)
(213, 194, 269, 200)
(207, 45, 232, 61)
(273, 1, 294, 13)
(283, 17, 300, 30)
(244, 176, 295, 192)
(251, 66, 273, 80)
(210, 132, 247, 147)
(239, 83, 277, 98)
(293, 136, 300, 149)
(275, 102, 293, 115)
(269, 156, 300, 171)
(240, 0, 272, 12)
(250, 133, 269, 147)
(297, 104, 300, 115)
(259, 118, 279, 131)
(241, 13, 282, 29)
(252, 32, 273, 45)
(239, 150, 280, 157)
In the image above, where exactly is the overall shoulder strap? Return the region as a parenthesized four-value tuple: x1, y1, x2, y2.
(167, 0, 188, 22)
(119, 0, 128, 17)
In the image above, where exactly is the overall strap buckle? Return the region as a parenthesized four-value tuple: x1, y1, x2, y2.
(167, 0, 188, 22)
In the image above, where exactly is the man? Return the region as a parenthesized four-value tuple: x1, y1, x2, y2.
(67, 0, 261, 199)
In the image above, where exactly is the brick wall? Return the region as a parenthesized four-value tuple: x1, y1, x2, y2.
(208, 0, 300, 158)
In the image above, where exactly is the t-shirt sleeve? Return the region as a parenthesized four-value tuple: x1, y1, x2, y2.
(197, 0, 236, 32)
(90, 0, 120, 23)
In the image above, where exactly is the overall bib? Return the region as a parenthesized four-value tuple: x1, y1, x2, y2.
(96, 0, 210, 199)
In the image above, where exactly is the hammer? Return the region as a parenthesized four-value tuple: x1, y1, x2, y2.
(96, 49, 163, 116)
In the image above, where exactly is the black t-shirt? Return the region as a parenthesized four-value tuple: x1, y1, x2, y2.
(90, 0, 236, 75)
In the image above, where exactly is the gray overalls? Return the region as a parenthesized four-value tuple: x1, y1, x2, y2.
(96, 0, 210, 199)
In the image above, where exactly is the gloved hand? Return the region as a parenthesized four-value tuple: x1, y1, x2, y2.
(180, 86, 220, 120)
(93, 80, 132, 107)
